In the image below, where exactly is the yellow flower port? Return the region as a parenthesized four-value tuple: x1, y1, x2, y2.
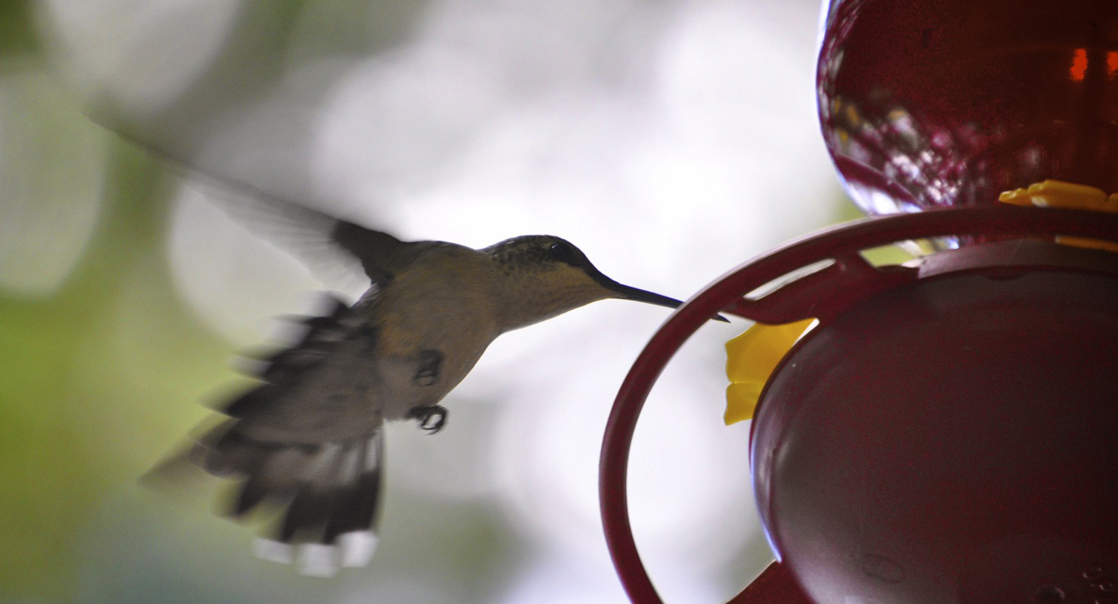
(724, 318, 816, 425)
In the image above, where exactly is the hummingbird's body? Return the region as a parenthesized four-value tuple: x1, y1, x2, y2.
(155, 200, 698, 576)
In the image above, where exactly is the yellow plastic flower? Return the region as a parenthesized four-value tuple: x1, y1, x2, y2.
(724, 318, 816, 425)
(999, 180, 1118, 252)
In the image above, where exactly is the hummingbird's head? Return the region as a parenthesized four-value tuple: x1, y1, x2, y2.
(483, 235, 685, 329)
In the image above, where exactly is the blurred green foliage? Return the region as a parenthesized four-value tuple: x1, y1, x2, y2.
(0, 0, 37, 56)
(0, 10, 232, 599)
(0, 137, 229, 602)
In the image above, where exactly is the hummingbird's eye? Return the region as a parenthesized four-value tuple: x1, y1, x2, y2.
(547, 241, 576, 264)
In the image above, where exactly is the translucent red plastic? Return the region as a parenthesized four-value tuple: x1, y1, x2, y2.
(599, 206, 1118, 603)
(818, 0, 1118, 214)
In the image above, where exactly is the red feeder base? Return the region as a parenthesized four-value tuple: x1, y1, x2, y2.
(600, 207, 1118, 604)
(753, 241, 1118, 604)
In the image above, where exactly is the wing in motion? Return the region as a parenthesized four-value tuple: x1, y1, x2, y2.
(106, 127, 422, 295)
(150, 296, 388, 576)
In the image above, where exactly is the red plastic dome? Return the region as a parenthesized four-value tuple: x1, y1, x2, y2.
(818, 0, 1118, 214)
(752, 241, 1118, 604)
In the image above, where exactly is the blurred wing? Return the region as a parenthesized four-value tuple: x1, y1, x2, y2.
(107, 127, 419, 293)
(178, 167, 417, 294)
(149, 300, 388, 574)
(200, 177, 421, 291)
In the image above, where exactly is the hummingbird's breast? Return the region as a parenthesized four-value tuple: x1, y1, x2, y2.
(357, 245, 503, 419)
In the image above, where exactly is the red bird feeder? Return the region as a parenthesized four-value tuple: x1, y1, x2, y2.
(599, 1, 1118, 603)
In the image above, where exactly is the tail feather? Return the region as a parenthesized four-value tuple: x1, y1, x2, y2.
(323, 432, 383, 546)
(148, 295, 386, 575)
(189, 425, 384, 574)
(276, 443, 345, 542)
(195, 427, 270, 477)
(229, 445, 313, 517)
(221, 386, 282, 419)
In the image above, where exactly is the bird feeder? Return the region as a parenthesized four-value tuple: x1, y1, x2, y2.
(599, 1, 1118, 603)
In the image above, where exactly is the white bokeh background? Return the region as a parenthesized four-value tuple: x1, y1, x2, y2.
(14, 0, 847, 602)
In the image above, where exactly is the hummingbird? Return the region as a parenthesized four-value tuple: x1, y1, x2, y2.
(151, 194, 713, 576)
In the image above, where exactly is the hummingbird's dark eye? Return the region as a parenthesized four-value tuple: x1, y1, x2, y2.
(547, 241, 576, 264)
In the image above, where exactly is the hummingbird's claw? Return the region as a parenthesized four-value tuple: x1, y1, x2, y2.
(409, 404, 448, 434)
(413, 349, 443, 387)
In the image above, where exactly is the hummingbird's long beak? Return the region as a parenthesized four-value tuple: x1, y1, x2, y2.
(597, 274, 730, 322)
(609, 281, 685, 310)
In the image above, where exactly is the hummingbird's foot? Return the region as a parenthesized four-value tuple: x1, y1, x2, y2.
(409, 405, 448, 434)
(413, 350, 443, 387)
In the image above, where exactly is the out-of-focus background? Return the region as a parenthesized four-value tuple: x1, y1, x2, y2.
(0, 0, 854, 602)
